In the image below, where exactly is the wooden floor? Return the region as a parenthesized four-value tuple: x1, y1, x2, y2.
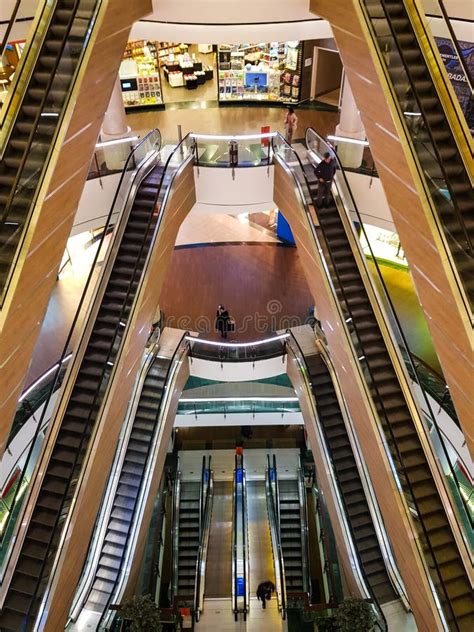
(160, 243, 313, 340)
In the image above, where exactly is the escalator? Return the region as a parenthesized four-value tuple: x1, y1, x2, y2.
(362, 0, 474, 308)
(171, 456, 213, 614)
(0, 0, 100, 297)
(0, 135, 192, 631)
(272, 135, 473, 630)
(269, 456, 310, 600)
(298, 349, 397, 606)
(68, 343, 184, 628)
(232, 452, 249, 620)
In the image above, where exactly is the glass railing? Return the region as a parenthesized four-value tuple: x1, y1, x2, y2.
(8, 354, 71, 447)
(419, 0, 473, 126)
(312, 486, 344, 605)
(186, 333, 288, 362)
(0, 0, 54, 128)
(0, 0, 38, 112)
(266, 454, 287, 619)
(359, 0, 473, 314)
(304, 126, 473, 550)
(177, 397, 300, 417)
(273, 131, 471, 625)
(96, 334, 190, 631)
(87, 135, 142, 180)
(190, 133, 275, 168)
(0, 128, 162, 581)
(194, 456, 213, 622)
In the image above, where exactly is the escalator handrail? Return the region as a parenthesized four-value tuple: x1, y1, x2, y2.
(232, 456, 238, 616)
(171, 468, 182, 602)
(312, 486, 340, 604)
(97, 332, 190, 630)
(0, 128, 161, 573)
(232, 453, 249, 618)
(194, 462, 213, 621)
(297, 463, 311, 595)
(304, 126, 472, 531)
(265, 455, 287, 618)
(360, 0, 472, 245)
(285, 332, 389, 630)
(242, 465, 249, 617)
(68, 327, 163, 622)
(275, 137, 464, 625)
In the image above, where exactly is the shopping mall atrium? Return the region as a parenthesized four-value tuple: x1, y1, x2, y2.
(0, 0, 472, 630)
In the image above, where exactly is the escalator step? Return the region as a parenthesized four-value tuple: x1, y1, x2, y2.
(16, 555, 43, 579)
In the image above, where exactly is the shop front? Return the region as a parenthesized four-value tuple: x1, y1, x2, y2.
(217, 41, 302, 104)
(119, 40, 216, 109)
(118, 39, 305, 109)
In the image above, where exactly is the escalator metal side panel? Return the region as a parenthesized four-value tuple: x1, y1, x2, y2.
(0, 154, 162, 630)
(275, 147, 473, 628)
(68, 346, 168, 622)
(274, 156, 445, 629)
(305, 145, 473, 582)
(99, 333, 190, 630)
(0, 152, 159, 602)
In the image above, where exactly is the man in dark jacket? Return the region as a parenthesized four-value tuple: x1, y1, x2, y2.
(256, 580, 276, 609)
(314, 152, 336, 207)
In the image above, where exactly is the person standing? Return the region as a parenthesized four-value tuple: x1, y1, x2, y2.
(284, 107, 298, 145)
(215, 304, 230, 338)
(314, 151, 336, 207)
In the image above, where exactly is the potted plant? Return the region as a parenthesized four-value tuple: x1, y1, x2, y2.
(118, 594, 162, 632)
(333, 597, 376, 631)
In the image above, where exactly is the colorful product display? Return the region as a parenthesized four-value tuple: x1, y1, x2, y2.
(119, 40, 163, 107)
(218, 41, 302, 103)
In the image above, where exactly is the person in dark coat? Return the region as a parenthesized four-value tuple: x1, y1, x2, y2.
(256, 580, 275, 609)
(215, 304, 230, 338)
(314, 152, 336, 207)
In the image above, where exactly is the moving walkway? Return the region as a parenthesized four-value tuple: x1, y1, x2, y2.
(171, 457, 213, 617)
(0, 0, 100, 297)
(68, 335, 188, 629)
(362, 0, 474, 309)
(0, 132, 193, 631)
(272, 132, 473, 630)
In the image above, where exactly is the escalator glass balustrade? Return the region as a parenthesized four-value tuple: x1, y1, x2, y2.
(272, 133, 473, 630)
(69, 333, 189, 630)
(0, 0, 101, 302)
(360, 0, 474, 313)
(0, 133, 194, 632)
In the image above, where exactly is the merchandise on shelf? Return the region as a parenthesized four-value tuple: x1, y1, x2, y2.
(217, 41, 302, 103)
(162, 50, 214, 90)
(120, 40, 163, 107)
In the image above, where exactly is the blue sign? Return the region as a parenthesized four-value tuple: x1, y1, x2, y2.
(236, 576, 245, 597)
(277, 211, 295, 245)
(236, 468, 243, 484)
